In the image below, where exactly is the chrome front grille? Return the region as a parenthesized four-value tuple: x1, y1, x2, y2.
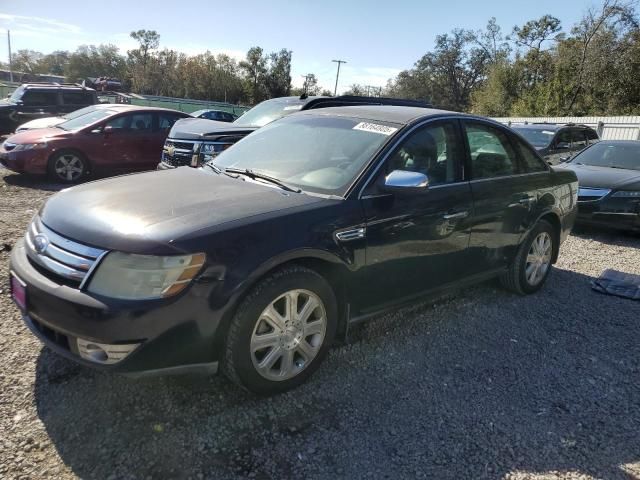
(25, 217, 107, 286)
(162, 139, 198, 167)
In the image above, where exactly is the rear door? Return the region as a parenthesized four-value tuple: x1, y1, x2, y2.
(353, 119, 473, 313)
(60, 90, 95, 115)
(463, 120, 541, 274)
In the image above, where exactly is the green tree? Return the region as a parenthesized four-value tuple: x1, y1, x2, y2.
(239, 47, 267, 103)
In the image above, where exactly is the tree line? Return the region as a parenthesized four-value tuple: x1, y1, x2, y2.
(378, 0, 640, 116)
(4, 0, 640, 115)
(2, 30, 302, 105)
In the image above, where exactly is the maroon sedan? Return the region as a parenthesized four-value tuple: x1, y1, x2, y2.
(0, 105, 189, 183)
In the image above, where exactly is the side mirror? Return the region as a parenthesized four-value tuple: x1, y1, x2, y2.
(382, 170, 429, 194)
(559, 156, 571, 163)
(555, 142, 570, 150)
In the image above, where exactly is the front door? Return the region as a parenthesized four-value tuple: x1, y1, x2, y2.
(352, 119, 472, 314)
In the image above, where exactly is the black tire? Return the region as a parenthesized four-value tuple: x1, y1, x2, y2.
(47, 150, 89, 184)
(500, 219, 556, 295)
(222, 265, 338, 395)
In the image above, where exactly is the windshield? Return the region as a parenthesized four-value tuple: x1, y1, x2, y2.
(57, 109, 115, 131)
(8, 86, 25, 103)
(234, 99, 305, 127)
(62, 105, 99, 120)
(512, 127, 555, 148)
(571, 142, 640, 171)
(214, 115, 399, 196)
(191, 109, 207, 117)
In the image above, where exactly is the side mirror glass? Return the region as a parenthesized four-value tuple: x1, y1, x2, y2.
(382, 170, 429, 194)
(559, 156, 571, 163)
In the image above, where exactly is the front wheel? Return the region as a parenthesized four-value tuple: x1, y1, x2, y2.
(48, 150, 88, 183)
(222, 266, 337, 395)
(500, 220, 555, 295)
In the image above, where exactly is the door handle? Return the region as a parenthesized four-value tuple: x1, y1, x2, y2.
(442, 211, 469, 220)
(508, 195, 536, 208)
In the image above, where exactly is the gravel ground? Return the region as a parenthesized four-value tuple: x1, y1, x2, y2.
(1, 168, 640, 480)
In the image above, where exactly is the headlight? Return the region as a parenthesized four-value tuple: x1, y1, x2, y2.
(87, 252, 206, 300)
(12, 142, 47, 151)
(611, 190, 640, 198)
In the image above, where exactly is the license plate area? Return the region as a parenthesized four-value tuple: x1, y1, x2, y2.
(10, 272, 27, 312)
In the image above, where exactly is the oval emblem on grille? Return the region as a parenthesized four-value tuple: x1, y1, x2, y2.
(33, 234, 49, 254)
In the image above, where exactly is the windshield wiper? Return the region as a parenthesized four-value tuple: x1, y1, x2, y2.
(224, 167, 302, 193)
(204, 162, 239, 178)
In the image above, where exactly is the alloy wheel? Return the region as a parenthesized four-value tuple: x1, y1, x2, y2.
(525, 232, 552, 286)
(250, 289, 327, 381)
(54, 153, 84, 182)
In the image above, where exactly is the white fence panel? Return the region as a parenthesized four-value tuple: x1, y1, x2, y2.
(492, 116, 640, 141)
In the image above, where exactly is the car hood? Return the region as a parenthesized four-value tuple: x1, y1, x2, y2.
(16, 116, 65, 131)
(169, 117, 257, 140)
(39, 167, 324, 254)
(560, 163, 640, 190)
(5, 127, 69, 144)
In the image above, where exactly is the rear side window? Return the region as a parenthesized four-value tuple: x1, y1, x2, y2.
(464, 122, 518, 179)
(158, 113, 183, 130)
(21, 90, 58, 106)
(62, 91, 93, 105)
(571, 130, 588, 150)
(513, 137, 548, 173)
(585, 129, 599, 144)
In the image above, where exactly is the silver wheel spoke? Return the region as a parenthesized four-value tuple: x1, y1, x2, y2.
(251, 288, 327, 382)
(526, 232, 552, 286)
(251, 331, 280, 351)
(297, 295, 319, 323)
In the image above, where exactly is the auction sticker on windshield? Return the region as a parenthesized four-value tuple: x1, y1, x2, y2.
(353, 122, 398, 135)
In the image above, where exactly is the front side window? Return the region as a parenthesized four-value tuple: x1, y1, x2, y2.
(21, 90, 58, 107)
(384, 122, 461, 186)
(214, 115, 396, 196)
(465, 123, 518, 179)
(586, 129, 599, 144)
(105, 113, 153, 131)
(555, 130, 572, 148)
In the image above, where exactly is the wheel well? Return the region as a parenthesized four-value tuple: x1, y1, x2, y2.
(540, 212, 561, 263)
(212, 257, 350, 359)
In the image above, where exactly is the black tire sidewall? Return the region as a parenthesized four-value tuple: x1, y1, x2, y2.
(226, 268, 338, 395)
(518, 220, 555, 294)
(48, 150, 88, 183)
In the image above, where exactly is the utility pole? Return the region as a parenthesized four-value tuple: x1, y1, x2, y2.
(332, 59, 346, 96)
(7, 30, 13, 82)
(301, 74, 313, 95)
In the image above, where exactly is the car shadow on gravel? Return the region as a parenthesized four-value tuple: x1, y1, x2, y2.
(2, 172, 68, 192)
(33, 267, 640, 479)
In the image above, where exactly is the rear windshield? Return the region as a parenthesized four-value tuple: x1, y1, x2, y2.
(571, 142, 640, 171)
(512, 127, 555, 148)
(57, 109, 114, 131)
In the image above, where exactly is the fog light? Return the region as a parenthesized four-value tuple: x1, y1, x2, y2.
(77, 338, 140, 365)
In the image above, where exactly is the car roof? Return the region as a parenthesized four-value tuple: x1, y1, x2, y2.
(99, 105, 185, 114)
(511, 124, 562, 131)
(295, 105, 458, 125)
(593, 140, 640, 146)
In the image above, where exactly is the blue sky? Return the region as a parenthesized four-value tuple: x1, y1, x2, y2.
(1, 0, 596, 94)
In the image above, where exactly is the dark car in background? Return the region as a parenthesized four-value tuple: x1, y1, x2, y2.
(0, 83, 98, 134)
(191, 109, 237, 122)
(557, 140, 640, 232)
(510, 123, 599, 165)
(9, 106, 578, 394)
(158, 95, 434, 169)
(0, 105, 189, 182)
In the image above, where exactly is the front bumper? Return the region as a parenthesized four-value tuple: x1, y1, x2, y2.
(0, 147, 49, 174)
(9, 239, 227, 375)
(577, 197, 640, 231)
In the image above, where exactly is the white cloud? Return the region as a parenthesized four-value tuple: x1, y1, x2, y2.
(0, 14, 83, 36)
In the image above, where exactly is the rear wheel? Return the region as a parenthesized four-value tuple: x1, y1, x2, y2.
(48, 150, 88, 183)
(222, 266, 337, 395)
(501, 220, 555, 294)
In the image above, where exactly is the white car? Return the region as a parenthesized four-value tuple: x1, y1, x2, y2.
(15, 104, 112, 132)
